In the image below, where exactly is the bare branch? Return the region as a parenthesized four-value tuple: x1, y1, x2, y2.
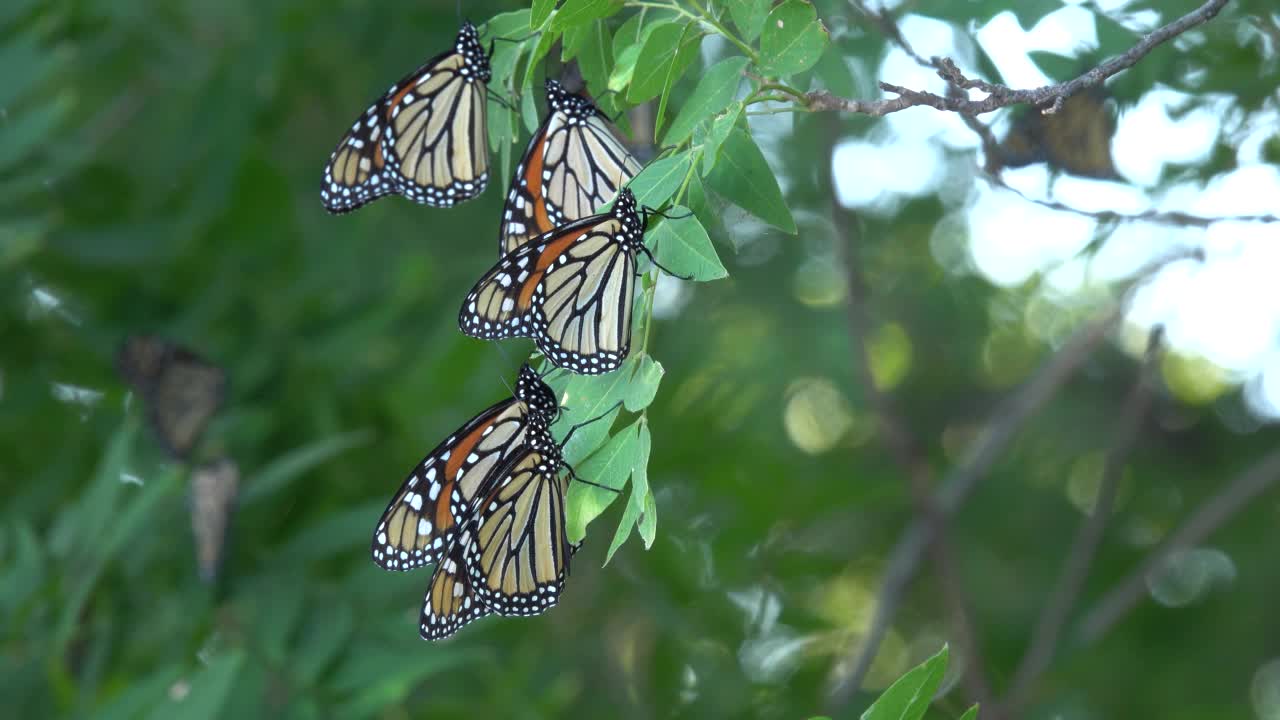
(826, 248, 1201, 711)
(1000, 328, 1165, 716)
(813, 0, 1230, 117)
(825, 113, 994, 707)
(1076, 445, 1280, 644)
(978, 172, 1280, 227)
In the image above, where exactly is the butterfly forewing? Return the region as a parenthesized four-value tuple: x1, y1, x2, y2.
(371, 398, 531, 571)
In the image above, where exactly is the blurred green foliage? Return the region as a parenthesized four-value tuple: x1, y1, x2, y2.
(3, 0, 1280, 718)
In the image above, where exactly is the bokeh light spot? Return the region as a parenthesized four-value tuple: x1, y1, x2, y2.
(1146, 546, 1237, 608)
(1162, 352, 1232, 405)
(784, 378, 854, 455)
(1251, 658, 1280, 720)
(869, 323, 913, 391)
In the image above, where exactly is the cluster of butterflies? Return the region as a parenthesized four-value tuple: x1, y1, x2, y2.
(321, 21, 682, 639)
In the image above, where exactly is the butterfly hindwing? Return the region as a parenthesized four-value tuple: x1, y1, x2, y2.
(419, 528, 493, 640)
(321, 101, 394, 213)
(464, 443, 573, 617)
(380, 22, 491, 207)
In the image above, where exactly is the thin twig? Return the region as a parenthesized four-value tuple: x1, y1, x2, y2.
(978, 172, 1280, 227)
(824, 113, 994, 707)
(1075, 445, 1280, 644)
(826, 248, 1202, 711)
(808, 0, 1230, 117)
(999, 327, 1165, 716)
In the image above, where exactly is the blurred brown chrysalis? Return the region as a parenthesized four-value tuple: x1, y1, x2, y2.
(116, 335, 227, 461)
(190, 456, 239, 583)
(992, 87, 1120, 180)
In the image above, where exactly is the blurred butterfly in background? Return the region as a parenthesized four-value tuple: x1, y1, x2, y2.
(116, 335, 226, 461)
(461, 188, 688, 375)
(499, 79, 642, 255)
(190, 456, 239, 584)
(992, 87, 1119, 180)
(321, 20, 493, 213)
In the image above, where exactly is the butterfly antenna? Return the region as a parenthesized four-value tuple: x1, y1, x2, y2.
(559, 400, 623, 445)
(648, 206, 694, 221)
(563, 460, 621, 494)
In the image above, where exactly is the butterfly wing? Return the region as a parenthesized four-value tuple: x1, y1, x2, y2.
(419, 528, 493, 640)
(380, 49, 489, 207)
(321, 101, 395, 213)
(371, 397, 531, 571)
(117, 336, 227, 460)
(464, 446, 573, 617)
(461, 214, 636, 374)
(499, 96, 641, 255)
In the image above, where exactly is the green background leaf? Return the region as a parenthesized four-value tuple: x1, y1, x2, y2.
(760, 0, 830, 76)
(664, 56, 750, 146)
(705, 129, 796, 232)
(861, 645, 949, 720)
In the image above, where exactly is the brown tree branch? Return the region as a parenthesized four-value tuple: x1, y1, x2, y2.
(825, 248, 1202, 712)
(999, 327, 1165, 717)
(824, 114, 994, 708)
(810, 0, 1230, 117)
(1075, 444, 1280, 645)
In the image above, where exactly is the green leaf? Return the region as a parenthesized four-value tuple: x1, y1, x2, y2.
(654, 24, 703, 137)
(705, 128, 796, 233)
(627, 22, 688, 104)
(638, 487, 657, 548)
(555, 368, 630, 465)
(551, 0, 622, 31)
(861, 645, 949, 720)
(628, 152, 693, 209)
(959, 705, 980, 720)
(815, 42, 857, 98)
(163, 651, 245, 720)
(685, 170, 724, 239)
(608, 43, 642, 93)
(521, 82, 541, 134)
(663, 56, 750, 146)
(700, 101, 742, 174)
(728, 0, 772, 41)
(648, 211, 727, 281)
(567, 419, 644, 542)
(562, 23, 612, 94)
(605, 420, 652, 563)
(759, 0, 830, 76)
(624, 353, 665, 412)
(523, 28, 560, 90)
(0, 97, 71, 173)
(488, 96, 514, 154)
(484, 9, 533, 42)
(240, 429, 373, 505)
(531, 0, 555, 29)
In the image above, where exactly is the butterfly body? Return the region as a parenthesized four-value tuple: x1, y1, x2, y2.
(116, 336, 226, 460)
(462, 189, 648, 375)
(321, 21, 491, 214)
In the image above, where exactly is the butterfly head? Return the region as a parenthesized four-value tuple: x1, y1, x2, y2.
(516, 363, 560, 424)
(545, 79, 600, 122)
(612, 188, 645, 237)
(456, 21, 492, 83)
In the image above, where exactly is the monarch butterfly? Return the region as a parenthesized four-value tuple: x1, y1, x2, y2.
(499, 79, 642, 255)
(460, 188, 684, 375)
(321, 21, 492, 214)
(371, 363, 559, 572)
(116, 335, 226, 460)
(190, 456, 239, 583)
(419, 526, 493, 640)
